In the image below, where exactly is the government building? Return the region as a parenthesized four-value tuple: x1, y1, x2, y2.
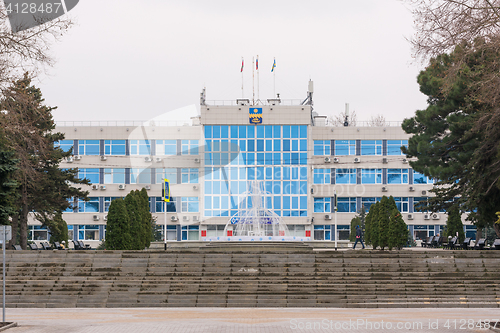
(28, 82, 476, 246)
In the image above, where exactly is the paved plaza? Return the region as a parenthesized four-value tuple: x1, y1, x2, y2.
(3, 307, 500, 333)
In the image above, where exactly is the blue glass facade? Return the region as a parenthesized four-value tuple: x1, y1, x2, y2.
(204, 125, 308, 218)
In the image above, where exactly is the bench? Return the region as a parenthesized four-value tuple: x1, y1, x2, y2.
(422, 236, 433, 248)
(52, 242, 63, 250)
(474, 238, 486, 250)
(40, 242, 52, 250)
(493, 239, 500, 250)
(11, 245, 22, 251)
(462, 237, 471, 250)
(444, 236, 457, 250)
(28, 243, 39, 250)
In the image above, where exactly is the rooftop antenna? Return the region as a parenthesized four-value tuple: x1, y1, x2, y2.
(200, 87, 206, 106)
(344, 103, 349, 127)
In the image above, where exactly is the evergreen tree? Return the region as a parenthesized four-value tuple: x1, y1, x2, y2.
(349, 216, 361, 242)
(105, 198, 132, 250)
(0, 74, 88, 249)
(402, 43, 500, 239)
(125, 191, 142, 250)
(44, 212, 69, 244)
(0, 138, 18, 225)
(445, 206, 465, 243)
(388, 209, 408, 250)
(377, 196, 391, 250)
(365, 202, 379, 249)
(138, 188, 152, 249)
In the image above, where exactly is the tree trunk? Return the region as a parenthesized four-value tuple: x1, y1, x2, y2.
(7, 214, 18, 249)
(20, 183, 28, 250)
(494, 224, 500, 239)
(476, 228, 483, 242)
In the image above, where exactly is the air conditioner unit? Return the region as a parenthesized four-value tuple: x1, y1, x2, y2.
(155, 157, 162, 163)
(432, 213, 440, 220)
(421, 190, 427, 195)
(333, 157, 340, 163)
(193, 216, 199, 222)
(144, 185, 151, 190)
(194, 158, 200, 163)
(382, 158, 388, 164)
(91, 184, 99, 190)
(382, 186, 388, 192)
(407, 214, 414, 220)
(402, 158, 408, 164)
(409, 186, 415, 192)
(325, 214, 332, 220)
(183, 216, 190, 222)
(118, 184, 126, 190)
(100, 156, 107, 161)
(66, 156, 74, 163)
(424, 214, 430, 220)
(354, 157, 361, 163)
(144, 156, 152, 162)
(100, 185, 106, 190)
(74, 155, 82, 161)
(193, 185, 199, 190)
(170, 216, 178, 222)
(104, 215, 108, 221)
(93, 215, 100, 221)
(324, 157, 331, 163)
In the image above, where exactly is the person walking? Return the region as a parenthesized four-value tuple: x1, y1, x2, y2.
(353, 225, 365, 249)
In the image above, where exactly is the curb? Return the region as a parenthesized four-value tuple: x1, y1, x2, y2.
(0, 323, 17, 332)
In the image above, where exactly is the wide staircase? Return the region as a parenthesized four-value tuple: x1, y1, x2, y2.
(2, 248, 500, 308)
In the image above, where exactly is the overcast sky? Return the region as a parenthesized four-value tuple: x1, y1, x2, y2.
(37, 0, 429, 123)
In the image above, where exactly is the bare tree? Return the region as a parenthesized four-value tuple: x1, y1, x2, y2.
(0, 2, 73, 86)
(328, 110, 357, 127)
(368, 114, 387, 127)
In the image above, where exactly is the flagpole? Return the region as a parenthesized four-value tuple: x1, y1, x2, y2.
(257, 55, 259, 101)
(241, 57, 244, 98)
(252, 56, 255, 105)
(273, 57, 276, 98)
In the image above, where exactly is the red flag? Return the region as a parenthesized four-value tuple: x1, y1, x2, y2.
(241, 58, 244, 72)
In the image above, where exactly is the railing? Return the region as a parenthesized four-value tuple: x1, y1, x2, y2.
(204, 99, 305, 106)
(55, 120, 197, 127)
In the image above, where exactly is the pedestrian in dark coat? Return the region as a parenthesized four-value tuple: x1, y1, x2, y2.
(353, 225, 365, 249)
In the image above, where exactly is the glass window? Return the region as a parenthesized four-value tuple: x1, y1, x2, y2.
(413, 171, 432, 184)
(361, 140, 382, 156)
(335, 168, 356, 184)
(387, 140, 408, 156)
(78, 168, 100, 184)
(104, 197, 121, 212)
(181, 197, 199, 213)
(288, 225, 306, 237)
(337, 197, 357, 212)
(394, 197, 409, 213)
(63, 197, 74, 213)
(28, 225, 48, 241)
(313, 225, 331, 241)
(181, 140, 199, 155)
(362, 197, 381, 211)
(68, 225, 74, 240)
(130, 140, 151, 155)
(155, 197, 176, 212)
(314, 197, 331, 213)
(130, 168, 151, 184)
(156, 168, 177, 184)
(413, 197, 428, 213)
(104, 140, 126, 155)
(78, 197, 99, 213)
(78, 225, 99, 241)
(314, 140, 330, 156)
(206, 225, 225, 238)
(78, 140, 99, 155)
(182, 225, 199, 241)
(104, 168, 126, 184)
(360, 169, 382, 184)
(335, 140, 356, 156)
(387, 169, 409, 184)
(155, 140, 175, 156)
(181, 168, 198, 184)
(55, 140, 73, 153)
(313, 169, 331, 184)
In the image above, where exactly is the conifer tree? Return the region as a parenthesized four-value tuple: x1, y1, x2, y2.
(388, 209, 408, 250)
(125, 191, 142, 250)
(0, 138, 18, 225)
(445, 206, 465, 243)
(349, 216, 361, 242)
(138, 188, 152, 249)
(365, 202, 379, 249)
(105, 198, 132, 250)
(378, 196, 391, 250)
